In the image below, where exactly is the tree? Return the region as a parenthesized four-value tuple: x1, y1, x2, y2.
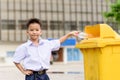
(103, 0, 120, 32)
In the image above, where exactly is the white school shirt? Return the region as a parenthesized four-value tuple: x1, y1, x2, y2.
(13, 39, 60, 71)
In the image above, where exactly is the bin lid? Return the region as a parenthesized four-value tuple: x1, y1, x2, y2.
(76, 24, 120, 48)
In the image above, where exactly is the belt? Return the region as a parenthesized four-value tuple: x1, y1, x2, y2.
(33, 69, 47, 75)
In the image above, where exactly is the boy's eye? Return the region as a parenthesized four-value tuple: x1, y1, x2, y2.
(30, 29, 39, 31)
(30, 29, 34, 31)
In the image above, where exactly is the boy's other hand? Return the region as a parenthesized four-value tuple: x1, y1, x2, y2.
(23, 70, 33, 75)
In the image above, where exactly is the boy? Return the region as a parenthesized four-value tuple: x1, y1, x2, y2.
(13, 18, 79, 80)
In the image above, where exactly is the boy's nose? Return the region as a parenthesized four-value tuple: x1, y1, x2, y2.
(33, 31, 37, 33)
(33, 31, 37, 34)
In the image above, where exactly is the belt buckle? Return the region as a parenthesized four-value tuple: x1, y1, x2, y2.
(38, 71, 43, 75)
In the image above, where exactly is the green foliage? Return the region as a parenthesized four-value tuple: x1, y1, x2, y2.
(103, 0, 120, 23)
(104, 12, 114, 18)
(102, 0, 120, 32)
(111, 3, 120, 12)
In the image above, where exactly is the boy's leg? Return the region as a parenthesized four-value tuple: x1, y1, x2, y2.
(25, 74, 35, 80)
(36, 73, 50, 80)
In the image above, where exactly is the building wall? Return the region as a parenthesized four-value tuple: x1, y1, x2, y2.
(0, 0, 116, 42)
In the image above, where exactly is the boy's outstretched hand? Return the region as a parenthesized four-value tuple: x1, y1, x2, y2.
(70, 31, 80, 36)
(59, 31, 80, 43)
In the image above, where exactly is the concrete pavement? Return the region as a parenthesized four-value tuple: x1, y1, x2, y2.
(0, 61, 84, 80)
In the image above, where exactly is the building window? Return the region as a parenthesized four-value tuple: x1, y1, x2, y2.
(6, 51, 15, 57)
(67, 48, 81, 61)
(18, 20, 27, 30)
(50, 21, 62, 30)
(79, 21, 90, 31)
(64, 21, 77, 30)
(41, 21, 48, 30)
(1, 20, 15, 30)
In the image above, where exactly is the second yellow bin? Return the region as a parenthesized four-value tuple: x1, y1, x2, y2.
(76, 24, 120, 80)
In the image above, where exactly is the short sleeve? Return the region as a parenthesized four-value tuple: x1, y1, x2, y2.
(49, 40, 60, 51)
(13, 45, 26, 63)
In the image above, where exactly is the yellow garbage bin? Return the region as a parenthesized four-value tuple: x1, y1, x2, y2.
(76, 24, 120, 80)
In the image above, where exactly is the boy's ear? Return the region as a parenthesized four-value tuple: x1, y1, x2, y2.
(26, 30, 29, 35)
(40, 30, 42, 35)
(26, 30, 28, 33)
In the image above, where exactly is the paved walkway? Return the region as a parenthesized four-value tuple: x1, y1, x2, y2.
(0, 61, 84, 80)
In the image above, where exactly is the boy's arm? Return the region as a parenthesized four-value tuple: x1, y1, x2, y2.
(14, 62, 33, 75)
(59, 31, 79, 43)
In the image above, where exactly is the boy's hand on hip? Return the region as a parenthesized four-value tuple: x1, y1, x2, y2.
(23, 70, 33, 75)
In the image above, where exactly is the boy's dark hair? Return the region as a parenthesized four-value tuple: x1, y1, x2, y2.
(26, 18, 42, 29)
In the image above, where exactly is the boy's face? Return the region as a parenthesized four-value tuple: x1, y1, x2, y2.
(27, 23, 42, 40)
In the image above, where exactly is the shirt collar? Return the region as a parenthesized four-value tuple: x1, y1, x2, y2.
(27, 38, 44, 46)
